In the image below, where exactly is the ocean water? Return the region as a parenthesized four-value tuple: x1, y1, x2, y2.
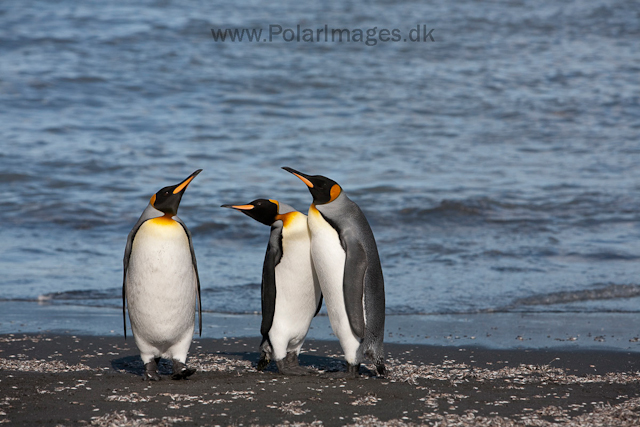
(2, 0, 640, 339)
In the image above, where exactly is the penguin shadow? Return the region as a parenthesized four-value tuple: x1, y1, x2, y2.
(222, 351, 377, 377)
(307, 358, 379, 378)
(111, 355, 173, 377)
(224, 351, 278, 374)
(112, 352, 378, 378)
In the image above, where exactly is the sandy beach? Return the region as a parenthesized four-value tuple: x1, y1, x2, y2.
(1, 333, 640, 426)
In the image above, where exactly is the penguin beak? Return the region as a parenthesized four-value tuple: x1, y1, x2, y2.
(282, 167, 314, 188)
(221, 204, 255, 210)
(173, 169, 203, 194)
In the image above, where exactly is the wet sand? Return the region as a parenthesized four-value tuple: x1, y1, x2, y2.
(4, 301, 640, 352)
(1, 334, 640, 426)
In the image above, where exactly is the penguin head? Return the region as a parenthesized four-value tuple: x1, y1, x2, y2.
(221, 199, 279, 226)
(150, 169, 202, 216)
(282, 167, 342, 205)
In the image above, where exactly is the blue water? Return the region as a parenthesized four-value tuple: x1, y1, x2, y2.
(2, 0, 640, 334)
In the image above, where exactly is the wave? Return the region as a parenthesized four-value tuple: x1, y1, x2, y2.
(398, 199, 487, 224)
(397, 193, 640, 228)
(24, 284, 264, 314)
(3, 281, 639, 317)
(0, 173, 34, 183)
(508, 283, 640, 308)
(37, 289, 119, 302)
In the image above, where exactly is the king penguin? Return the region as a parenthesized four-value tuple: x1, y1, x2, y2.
(123, 169, 203, 381)
(222, 199, 322, 375)
(221, 199, 322, 375)
(283, 167, 386, 377)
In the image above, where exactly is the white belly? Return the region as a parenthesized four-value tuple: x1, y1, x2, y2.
(307, 206, 361, 364)
(125, 218, 197, 360)
(268, 214, 321, 360)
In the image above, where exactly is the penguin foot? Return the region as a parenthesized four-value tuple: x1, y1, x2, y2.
(275, 352, 309, 376)
(346, 362, 361, 379)
(143, 370, 161, 381)
(257, 355, 271, 371)
(170, 368, 196, 380)
(171, 360, 196, 380)
(143, 360, 161, 381)
(275, 361, 310, 376)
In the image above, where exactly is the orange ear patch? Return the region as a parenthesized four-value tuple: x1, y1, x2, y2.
(329, 184, 341, 202)
(150, 194, 156, 206)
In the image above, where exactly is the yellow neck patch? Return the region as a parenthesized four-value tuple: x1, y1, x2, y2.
(148, 215, 176, 226)
(275, 211, 298, 227)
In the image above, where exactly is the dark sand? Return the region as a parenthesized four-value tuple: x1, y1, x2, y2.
(1, 334, 639, 426)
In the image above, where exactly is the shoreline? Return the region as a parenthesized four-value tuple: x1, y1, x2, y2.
(1, 334, 640, 426)
(1, 301, 640, 351)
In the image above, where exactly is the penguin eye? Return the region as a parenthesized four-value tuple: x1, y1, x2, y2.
(164, 191, 170, 196)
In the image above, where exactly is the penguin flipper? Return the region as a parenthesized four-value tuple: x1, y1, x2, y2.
(122, 221, 140, 340)
(260, 234, 282, 337)
(340, 230, 367, 340)
(123, 231, 134, 339)
(176, 218, 202, 336)
(122, 279, 127, 339)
